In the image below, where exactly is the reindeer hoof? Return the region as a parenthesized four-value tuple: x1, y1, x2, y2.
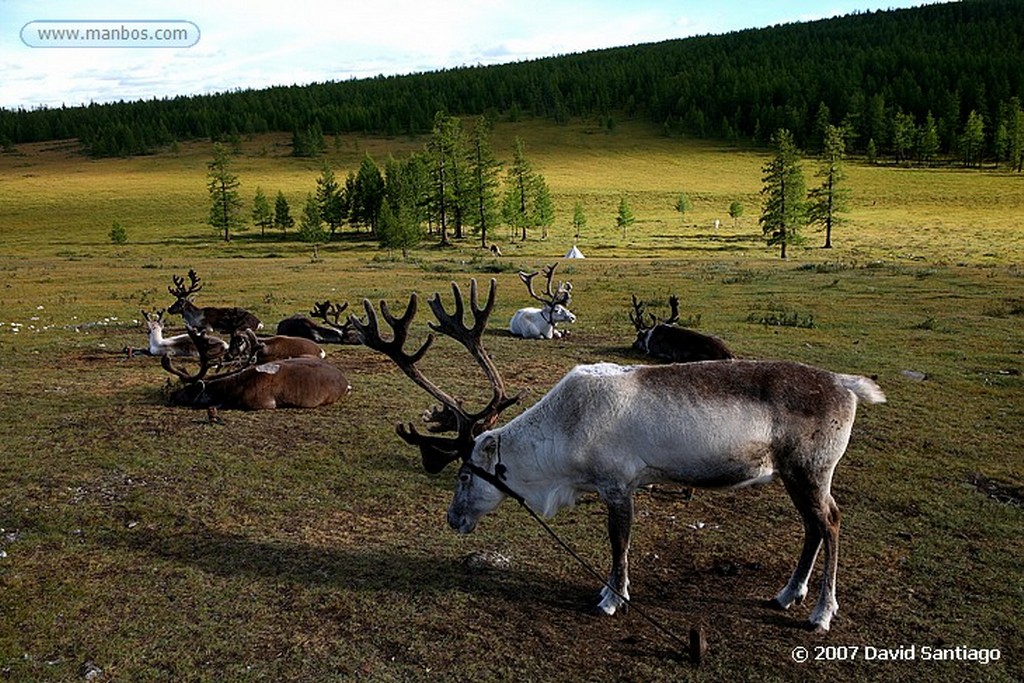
(806, 621, 831, 635)
(592, 589, 627, 616)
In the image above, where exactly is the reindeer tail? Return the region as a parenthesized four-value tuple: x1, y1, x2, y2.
(839, 374, 887, 405)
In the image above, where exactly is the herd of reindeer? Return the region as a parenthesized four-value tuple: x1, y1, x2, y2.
(122, 265, 885, 635)
(126, 264, 735, 413)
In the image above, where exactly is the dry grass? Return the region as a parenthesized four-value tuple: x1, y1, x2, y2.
(0, 119, 1022, 682)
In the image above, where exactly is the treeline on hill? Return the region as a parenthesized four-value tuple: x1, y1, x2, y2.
(2, 1, 1023, 168)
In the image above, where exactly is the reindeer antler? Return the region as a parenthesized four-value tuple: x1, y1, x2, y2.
(311, 300, 351, 330)
(224, 328, 265, 366)
(349, 278, 521, 473)
(160, 324, 215, 383)
(664, 295, 680, 326)
(141, 308, 166, 325)
(629, 295, 653, 332)
(519, 263, 572, 308)
(629, 294, 681, 332)
(168, 269, 203, 299)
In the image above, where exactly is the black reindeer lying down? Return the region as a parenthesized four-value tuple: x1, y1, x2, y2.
(630, 294, 735, 363)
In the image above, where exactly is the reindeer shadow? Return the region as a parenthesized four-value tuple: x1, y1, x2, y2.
(101, 517, 588, 609)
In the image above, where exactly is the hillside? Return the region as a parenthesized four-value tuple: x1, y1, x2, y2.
(1, 0, 1022, 161)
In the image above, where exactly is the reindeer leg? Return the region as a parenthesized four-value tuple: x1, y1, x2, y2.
(774, 476, 841, 633)
(595, 489, 633, 616)
(807, 496, 841, 633)
(772, 477, 823, 613)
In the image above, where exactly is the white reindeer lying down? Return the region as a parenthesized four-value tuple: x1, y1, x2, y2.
(509, 264, 575, 339)
(353, 279, 886, 634)
(508, 304, 575, 339)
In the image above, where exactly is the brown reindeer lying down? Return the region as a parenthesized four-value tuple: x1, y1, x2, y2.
(161, 326, 350, 410)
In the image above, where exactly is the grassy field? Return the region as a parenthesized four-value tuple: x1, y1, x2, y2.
(0, 118, 1022, 682)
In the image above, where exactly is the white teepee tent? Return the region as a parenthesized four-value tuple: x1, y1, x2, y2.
(564, 245, 585, 259)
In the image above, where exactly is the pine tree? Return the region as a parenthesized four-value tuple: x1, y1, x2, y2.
(807, 125, 849, 249)
(207, 143, 243, 241)
(674, 193, 693, 222)
(616, 197, 636, 239)
(298, 192, 326, 243)
(759, 129, 806, 259)
(467, 116, 502, 248)
(251, 186, 274, 237)
(572, 202, 587, 241)
(292, 123, 326, 157)
(960, 110, 985, 168)
(1006, 97, 1024, 173)
(918, 112, 940, 165)
(315, 162, 346, 239)
(349, 154, 384, 234)
(426, 113, 470, 245)
(533, 176, 554, 240)
(273, 191, 294, 237)
(892, 109, 916, 164)
(502, 137, 536, 241)
(379, 156, 424, 259)
(109, 221, 128, 245)
(729, 201, 744, 227)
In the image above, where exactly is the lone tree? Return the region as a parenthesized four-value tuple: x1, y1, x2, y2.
(207, 143, 243, 241)
(806, 124, 849, 248)
(673, 192, 693, 222)
(109, 221, 127, 245)
(572, 201, 587, 241)
(759, 128, 806, 259)
(616, 197, 636, 239)
(728, 200, 744, 227)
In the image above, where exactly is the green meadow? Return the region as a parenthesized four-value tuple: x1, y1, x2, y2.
(0, 118, 1022, 682)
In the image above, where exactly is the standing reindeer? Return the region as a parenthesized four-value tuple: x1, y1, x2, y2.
(353, 278, 885, 633)
(629, 294, 735, 363)
(167, 269, 263, 334)
(161, 326, 349, 410)
(126, 309, 228, 358)
(509, 263, 575, 339)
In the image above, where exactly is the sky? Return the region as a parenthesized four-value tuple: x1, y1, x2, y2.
(1, 0, 943, 110)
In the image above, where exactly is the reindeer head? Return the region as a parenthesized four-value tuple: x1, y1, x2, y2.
(519, 263, 575, 326)
(349, 279, 522, 473)
(161, 325, 255, 406)
(224, 328, 264, 363)
(167, 269, 203, 314)
(141, 308, 166, 332)
(629, 294, 680, 351)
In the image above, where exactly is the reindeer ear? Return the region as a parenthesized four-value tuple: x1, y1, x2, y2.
(475, 434, 499, 467)
(420, 444, 461, 474)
